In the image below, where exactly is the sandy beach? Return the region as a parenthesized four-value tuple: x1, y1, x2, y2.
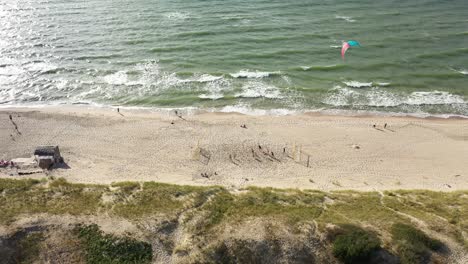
(1, 107, 467, 191)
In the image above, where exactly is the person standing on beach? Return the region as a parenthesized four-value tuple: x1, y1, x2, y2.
(384, 123, 387, 129)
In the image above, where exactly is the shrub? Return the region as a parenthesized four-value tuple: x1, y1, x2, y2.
(391, 223, 443, 264)
(75, 224, 152, 264)
(332, 224, 381, 264)
(16, 232, 44, 263)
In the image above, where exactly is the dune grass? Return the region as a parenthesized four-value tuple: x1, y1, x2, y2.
(16, 232, 45, 264)
(331, 224, 381, 264)
(75, 224, 152, 264)
(391, 223, 444, 264)
(0, 177, 467, 257)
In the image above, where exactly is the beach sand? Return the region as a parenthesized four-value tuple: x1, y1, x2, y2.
(1, 107, 467, 191)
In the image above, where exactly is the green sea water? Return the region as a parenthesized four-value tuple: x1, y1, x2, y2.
(0, 0, 467, 116)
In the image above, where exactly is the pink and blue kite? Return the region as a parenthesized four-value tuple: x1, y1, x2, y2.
(341, 40, 361, 60)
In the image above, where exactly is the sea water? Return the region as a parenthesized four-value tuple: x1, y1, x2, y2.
(0, 0, 467, 116)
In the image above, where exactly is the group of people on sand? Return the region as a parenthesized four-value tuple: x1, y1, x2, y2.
(373, 123, 388, 129)
(0, 160, 14, 168)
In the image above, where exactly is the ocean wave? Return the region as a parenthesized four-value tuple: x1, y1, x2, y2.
(219, 104, 296, 116)
(323, 87, 466, 108)
(229, 70, 280, 79)
(102, 71, 128, 85)
(197, 75, 231, 100)
(235, 81, 283, 99)
(74, 54, 121, 60)
(198, 93, 224, 100)
(376, 82, 391, 87)
(164, 12, 190, 21)
(406, 91, 465, 105)
(0, 65, 25, 76)
(343, 81, 373, 88)
(193, 74, 223, 83)
(302, 64, 347, 71)
(451, 68, 468, 75)
(335, 15, 355, 22)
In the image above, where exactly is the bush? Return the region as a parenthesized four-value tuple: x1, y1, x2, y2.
(391, 223, 443, 264)
(332, 224, 381, 264)
(17, 232, 44, 263)
(75, 224, 152, 264)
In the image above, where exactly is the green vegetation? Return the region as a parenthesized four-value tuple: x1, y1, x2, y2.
(199, 187, 324, 230)
(113, 182, 211, 218)
(0, 178, 105, 224)
(391, 223, 443, 264)
(384, 190, 468, 247)
(0, 178, 467, 263)
(332, 225, 381, 264)
(16, 232, 44, 264)
(110, 181, 140, 194)
(75, 224, 152, 264)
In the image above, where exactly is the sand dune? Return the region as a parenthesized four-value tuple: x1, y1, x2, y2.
(1, 107, 467, 191)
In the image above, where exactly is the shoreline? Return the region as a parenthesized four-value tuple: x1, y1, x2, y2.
(1, 106, 467, 191)
(1, 103, 467, 120)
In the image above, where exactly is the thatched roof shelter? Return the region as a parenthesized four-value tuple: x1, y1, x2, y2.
(34, 146, 61, 157)
(34, 146, 63, 169)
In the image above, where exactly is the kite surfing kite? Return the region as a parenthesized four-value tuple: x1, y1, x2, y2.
(341, 40, 361, 60)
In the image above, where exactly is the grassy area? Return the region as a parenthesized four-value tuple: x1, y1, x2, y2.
(0, 178, 105, 224)
(0, 178, 467, 262)
(75, 224, 152, 264)
(331, 224, 381, 264)
(391, 223, 444, 264)
(16, 232, 44, 264)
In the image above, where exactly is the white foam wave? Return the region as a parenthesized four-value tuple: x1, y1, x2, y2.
(323, 87, 466, 107)
(198, 76, 231, 100)
(164, 12, 190, 20)
(300, 66, 311, 70)
(376, 82, 391, 87)
(219, 104, 296, 116)
(457, 69, 468, 75)
(343, 81, 373, 88)
(230, 70, 279, 79)
(330, 45, 342, 48)
(194, 74, 223, 83)
(198, 93, 224, 100)
(235, 81, 282, 99)
(335, 15, 355, 22)
(102, 71, 128, 85)
(0, 65, 24, 76)
(406, 91, 465, 105)
(25, 62, 58, 73)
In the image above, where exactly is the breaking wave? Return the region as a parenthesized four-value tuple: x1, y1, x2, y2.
(323, 86, 466, 108)
(335, 15, 355, 22)
(235, 81, 283, 99)
(229, 70, 280, 79)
